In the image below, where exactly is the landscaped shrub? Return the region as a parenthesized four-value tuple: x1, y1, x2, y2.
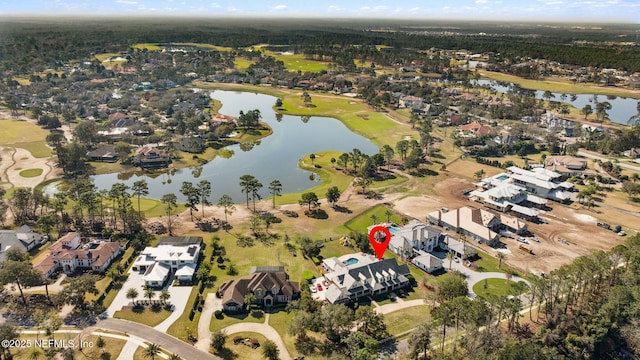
(214, 310, 223, 319)
(233, 336, 243, 345)
(250, 338, 260, 348)
(302, 270, 314, 283)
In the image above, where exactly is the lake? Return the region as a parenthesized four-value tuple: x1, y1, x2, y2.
(90, 90, 378, 203)
(476, 80, 638, 125)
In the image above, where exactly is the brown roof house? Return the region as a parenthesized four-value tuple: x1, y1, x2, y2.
(34, 232, 122, 278)
(459, 121, 496, 136)
(134, 145, 171, 169)
(218, 266, 299, 314)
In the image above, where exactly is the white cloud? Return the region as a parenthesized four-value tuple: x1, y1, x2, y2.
(475, 0, 488, 3)
(115, 0, 137, 4)
(272, 4, 287, 11)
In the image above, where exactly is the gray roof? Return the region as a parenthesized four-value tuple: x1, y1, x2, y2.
(0, 226, 43, 261)
(156, 236, 203, 246)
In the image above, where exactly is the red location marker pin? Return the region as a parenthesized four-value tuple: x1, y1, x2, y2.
(369, 226, 392, 260)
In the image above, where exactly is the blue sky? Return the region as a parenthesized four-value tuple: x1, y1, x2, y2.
(0, 0, 637, 22)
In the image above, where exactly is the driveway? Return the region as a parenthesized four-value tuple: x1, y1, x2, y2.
(221, 314, 292, 360)
(105, 269, 146, 317)
(447, 260, 529, 298)
(153, 281, 193, 332)
(196, 293, 222, 352)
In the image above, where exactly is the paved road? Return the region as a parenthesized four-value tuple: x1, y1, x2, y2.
(447, 259, 529, 297)
(98, 318, 221, 360)
(577, 150, 640, 172)
(221, 314, 292, 360)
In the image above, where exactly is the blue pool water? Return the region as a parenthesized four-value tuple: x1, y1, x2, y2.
(496, 175, 509, 181)
(387, 227, 398, 234)
(344, 258, 359, 266)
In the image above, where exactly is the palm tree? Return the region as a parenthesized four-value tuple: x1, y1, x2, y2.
(168, 354, 182, 360)
(497, 252, 506, 269)
(268, 179, 282, 209)
(244, 293, 256, 311)
(143, 343, 161, 360)
(28, 348, 41, 360)
(132, 179, 149, 218)
(143, 287, 156, 304)
(631, 173, 640, 183)
(370, 214, 378, 225)
(126, 287, 139, 306)
(309, 153, 316, 164)
(159, 290, 171, 305)
(446, 251, 455, 270)
(384, 209, 393, 223)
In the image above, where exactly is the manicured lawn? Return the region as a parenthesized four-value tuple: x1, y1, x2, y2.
(133, 345, 171, 360)
(209, 310, 266, 332)
(166, 286, 200, 342)
(234, 58, 254, 70)
(276, 151, 353, 205)
(384, 305, 431, 336)
(19, 168, 43, 177)
(218, 332, 269, 360)
(13, 334, 126, 360)
(94, 52, 120, 62)
(479, 70, 640, 99)
(474, 250, 520, 276)
(472, 278, 528, 299)
(0, 120, 51, 158)
(113, 306, 173, 327)
(132, 43, 163, 51)
(262, 50, 329, 72)
(343, 205, 404, 232)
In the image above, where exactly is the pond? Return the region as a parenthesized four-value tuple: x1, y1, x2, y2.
(475, 79, 638, 125)
(90, 90, 378, 203)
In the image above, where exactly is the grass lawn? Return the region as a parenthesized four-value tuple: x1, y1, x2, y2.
(13, 334, 126, 360)
(472, 278, 528, 299)
(479, 70, 640, 99)
(234, 58, 254, 70)
(132, 43, 163, 51)
(383, 305, 431, 336)
(217, 332, 269, 360)
(0, 120, 51, 158)
(209, 310, 266, 332)
(94, 53, 120, 62)
(132, 345, 172, 360)
(19, 168, 43, 177)
(474, 250, 519, 276)
(262, 51, 329, 72)
(113, 306, 173, 327)
(343, 205, 404, 232)
(276, 151, 353, 205)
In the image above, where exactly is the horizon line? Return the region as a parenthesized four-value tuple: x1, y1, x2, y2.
(0, 14, 637, 25)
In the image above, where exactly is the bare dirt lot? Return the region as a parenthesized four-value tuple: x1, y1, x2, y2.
(392, 177, 630, 274)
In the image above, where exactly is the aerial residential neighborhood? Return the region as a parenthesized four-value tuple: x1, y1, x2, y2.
(0, 8, 639, 360)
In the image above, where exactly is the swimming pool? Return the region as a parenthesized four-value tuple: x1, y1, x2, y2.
(496, 175, 509, 181)
(343, 258, 359, 266)
(387, 227, 398, 234)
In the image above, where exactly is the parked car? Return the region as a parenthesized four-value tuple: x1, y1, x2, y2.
(310, 286, 317, 293)
(618, 231, 627, 236)
(317, 284, 323, 291)
(597, 222, 611, 230)
(613, 225, 622, 233)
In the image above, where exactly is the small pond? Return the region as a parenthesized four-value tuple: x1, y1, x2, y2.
(91, 90, 378, 203)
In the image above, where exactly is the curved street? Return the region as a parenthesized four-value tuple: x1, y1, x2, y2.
(97, 318, 221, 360)
(220, 313, 292, 360)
